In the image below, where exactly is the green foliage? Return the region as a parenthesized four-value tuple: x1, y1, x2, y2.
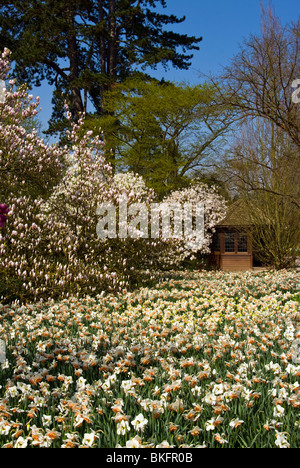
(85, 77, 234, 197)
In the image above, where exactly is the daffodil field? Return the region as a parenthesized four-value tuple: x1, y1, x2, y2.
(0, 270, 299, 448)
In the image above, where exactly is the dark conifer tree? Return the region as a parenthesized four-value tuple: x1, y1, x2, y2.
(0, 0, 202, 136)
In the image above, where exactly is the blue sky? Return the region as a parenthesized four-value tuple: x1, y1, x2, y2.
(30, 0, 299, 135)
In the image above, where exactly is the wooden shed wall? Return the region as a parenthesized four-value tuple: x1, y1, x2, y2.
(220, 254, 253, 272)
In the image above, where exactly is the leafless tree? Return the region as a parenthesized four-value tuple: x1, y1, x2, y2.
(221, 117, 300, 269)
(212, 4, 300, 148)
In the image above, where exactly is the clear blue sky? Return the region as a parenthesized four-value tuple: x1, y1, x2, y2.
(31, 0, 299, 135)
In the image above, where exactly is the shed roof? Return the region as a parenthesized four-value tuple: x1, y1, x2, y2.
(218, 199, 252, 227)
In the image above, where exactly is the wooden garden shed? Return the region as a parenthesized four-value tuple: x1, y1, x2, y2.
(211, 201, 253, 272)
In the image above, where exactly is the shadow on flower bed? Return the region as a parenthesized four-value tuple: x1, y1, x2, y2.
(0, 203, 8, 228)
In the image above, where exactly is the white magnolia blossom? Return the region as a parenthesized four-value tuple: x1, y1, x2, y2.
(0, 79, 6, 103)
(157, 183, 227, 266)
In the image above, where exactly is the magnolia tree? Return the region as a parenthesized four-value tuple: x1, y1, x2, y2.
(40, 135, 160, 296)
(100, 171, 162, 284)
(96, 174, 227, 270)
(0, 51, 64, 201)
(166, 183, 227, 253)
(156, 183, 227, 268)
(0, 49, 162, 301)
(0, 49, 227, 302)
(0, 49, 67, 301)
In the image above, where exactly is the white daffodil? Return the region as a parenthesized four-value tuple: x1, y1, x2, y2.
(117, 419, 130, 435)
(82, 432, 97, 447)
(275, 431, 290, 448)
(273, 405, 285, 418)
(14, 436, 29, 448)
(126, 436, 142, 448)
(131, 413, 148, 432)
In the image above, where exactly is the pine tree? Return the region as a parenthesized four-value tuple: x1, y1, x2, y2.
(0, 0, 202, 135)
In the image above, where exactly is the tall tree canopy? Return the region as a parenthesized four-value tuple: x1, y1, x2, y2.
(0, 0, 202, 135)
(88, 78, 234, 196)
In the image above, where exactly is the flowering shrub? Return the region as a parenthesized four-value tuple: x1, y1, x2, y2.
(0, 51, 63, 201)
(0, 270, 299, 448)
(0, 48, 67, 301)
(38, 142, 161, 297)
(156, 183, 227, 268)
(0, 49, 162, 301)
(103, 171, 164, 285)
(0, 49, 227, 302)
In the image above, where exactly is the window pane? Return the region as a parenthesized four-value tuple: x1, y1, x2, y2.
(215, 232, 221, 252)
(238, 234, 248, 252)
(225, 232, 235, 252)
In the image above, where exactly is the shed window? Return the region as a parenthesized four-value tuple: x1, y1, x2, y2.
(238, 234, 248, 252)
(225, 232, 235, 252)
(215, 232, 221, 252)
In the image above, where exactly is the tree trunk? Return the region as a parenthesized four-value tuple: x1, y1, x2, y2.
(98, 0, 107, 107)
(66, 7, 84, 119)
(101, 0, 118, 172)
(108, 0, 117, 80)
